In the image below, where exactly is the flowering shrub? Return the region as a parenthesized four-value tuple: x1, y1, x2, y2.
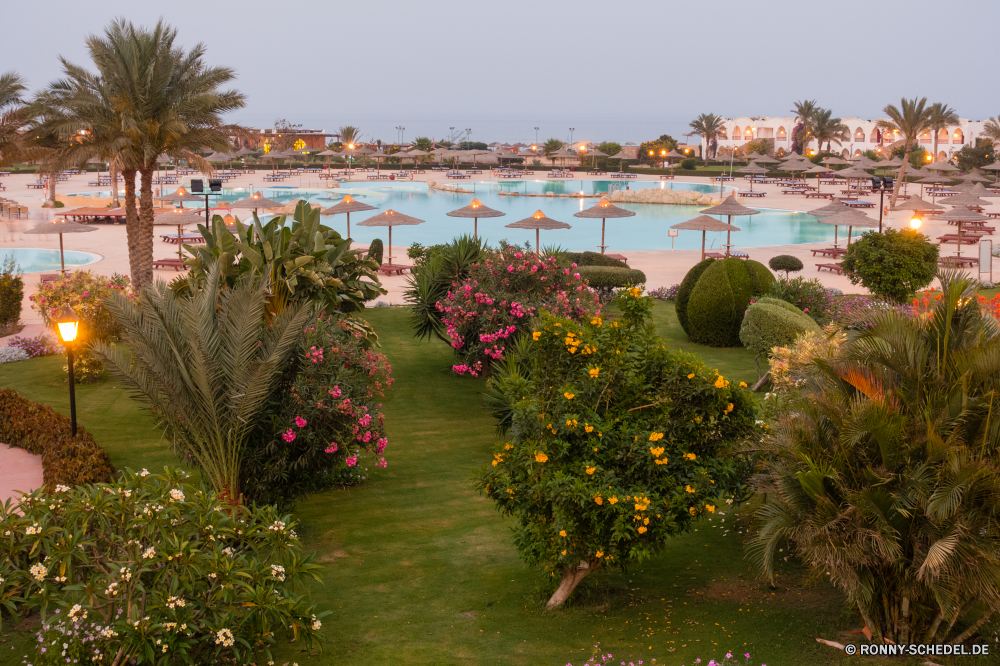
(5, 333, 58, 358)
(768, 329, 847, 393)
(437, 242, 600, 375)
(0, 255, 23, 333)
(827, 294, 906, 330)
(648, 284, 679, 301)
(768, 277, 835, 324)
(477, 288, 759, 608)
(3, 468, 328, 665)
(241, 315, 393, 507)
(0, 346, 29, 363)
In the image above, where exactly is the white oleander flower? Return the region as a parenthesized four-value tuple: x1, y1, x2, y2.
(271, 564, 286, 581)
(170, 488, 185, 502)
(29, 563, 47, 581)
(215, 628, 235, 646)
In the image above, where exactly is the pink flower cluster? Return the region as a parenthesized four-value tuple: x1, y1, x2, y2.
(453, 361, 484, 377)
(306, 346, 324, 364)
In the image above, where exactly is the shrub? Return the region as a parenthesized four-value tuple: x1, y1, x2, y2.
(0, 468, 329, 664)
(369, 237, 384, 266)
(241, 314, 393, 508)
(562, 251, 626, 268)
(404, 235, 486, 341)
(0, 388, 115, 487)
(649, 284, 679, 301)
(0, 255, 24, 332)
(576, 266, 646, 299)
(478, 289, 758, 609)
(767, 254, 803, 277)
(680, 157, 697, 170)
(768, 329, 847, 393)
(841, 228, 939, 303)
(769, 276, 835, 323)
(739, 300, 820, 357)
(686, 258, 775, 346)
(675, 258, 715, 336)
(5, 333, 58, 358)
(0, 346, 29, 363)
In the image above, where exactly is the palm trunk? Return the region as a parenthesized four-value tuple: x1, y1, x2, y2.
(111, 164, 120, 207)
(950, 611, 992, 645)
(46, 168, 57, 206)
(122, 169, 142, 284)
(135, 167, 155, 288)
(546, 561, 596, 609)
(890, 146, 911, 208)
(932, 135, 938, 164)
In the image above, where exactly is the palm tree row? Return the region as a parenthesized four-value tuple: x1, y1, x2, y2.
(688, 113, 724, 159)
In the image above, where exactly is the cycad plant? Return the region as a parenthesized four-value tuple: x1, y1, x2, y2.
(749, 272, 1000, 645)
(93, 260, 313, 504)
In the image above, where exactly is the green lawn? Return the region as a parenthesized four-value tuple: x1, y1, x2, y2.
(1, 304, 874, 665)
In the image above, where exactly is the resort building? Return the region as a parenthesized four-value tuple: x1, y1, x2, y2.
(240, 128, 334, 152)
(712, 116, 988, 161)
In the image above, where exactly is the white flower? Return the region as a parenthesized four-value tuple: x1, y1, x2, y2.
(68, 604, 88, 621)
(269, 520, 286, 532)
(271, 564, 286, 581)
(105, 581, 119, 595)
(25, 524, 41, 536)
(311, 614, 322, 631)
(166, 596, 185, 609)
(54, 575, 67, 583)
(142, 546, 156, 559)
(99, 627, 118, 639)
(222, 547, 234, 556)
(120, 567, 132, 581)
(170, 488, 185, 502)
(215, 628, 235, 647)
(139, 468, 149, 477)
(29, 563, 47, 581)
(55, 484, 70, 493)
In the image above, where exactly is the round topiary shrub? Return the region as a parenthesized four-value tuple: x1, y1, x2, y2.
(768, 254, 804, 277)
(841, 228, 938, 304)
(369, 238, 384, 266)
(675, 258, 715, 336)
(739, 300, 820, 357)
(680, 158, 697, 170)
(685, 258, 776, 347)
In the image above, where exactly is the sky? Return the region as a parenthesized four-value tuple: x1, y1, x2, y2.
(3, 0, 996, 146)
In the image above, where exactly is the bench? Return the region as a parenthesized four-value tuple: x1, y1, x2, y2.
(659, 174, 675, 180)
(938, 255, 978, 267)
(811, 247, 847, 257)
(376, 263, 412, 275)
(605, 253, 628, 264)
(816, 263, 843, 274)
(804, 192, 834, 199)
(446, 173, 471, 179)
(153, 258, 187, 271)
(27, 182, 45, 189)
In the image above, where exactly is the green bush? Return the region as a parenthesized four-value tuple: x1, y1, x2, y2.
(369, 237, 384, 266)
(0, 388, 115, 488)
(768, 254, 803, 277)
(841, 228, 939, 304)
(0, 468, 329, 663)
(403, 235, 486, 341)
(0, 256, 24, 332)
(739, 301, 820, 356)
(686, 259, 775, 347)
(680, 158, 697, 170)
(563, 251, 627, 268)
(770, 276, 835, 323)
(576, 266, 646, 298)
(675, 258, 715, 336)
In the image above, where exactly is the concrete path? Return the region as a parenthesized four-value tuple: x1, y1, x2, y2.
(0, 444, 44, 505)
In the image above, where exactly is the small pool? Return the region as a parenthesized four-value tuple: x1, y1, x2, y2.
(1, 248, 101, 273)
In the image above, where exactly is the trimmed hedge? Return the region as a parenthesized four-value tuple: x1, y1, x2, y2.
(369, 238, 384, 266)
(675, 258, 715, 336)
(0, 388, 115, 488)
(686, 258, 775, 347)
(577, 266, 647, 298)
(739, 301, 820, 356)
(564, 251, 627, 268)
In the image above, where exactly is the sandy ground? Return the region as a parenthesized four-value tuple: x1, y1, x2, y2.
(1, 168, 996, 326)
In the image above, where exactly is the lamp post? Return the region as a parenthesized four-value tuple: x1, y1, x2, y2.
(534, 127, 539, 145)
(56, 306, 80, 437)
(569, 128, 575, 144)
(465, 128, 471, 150)
(909, 215, 922, 231)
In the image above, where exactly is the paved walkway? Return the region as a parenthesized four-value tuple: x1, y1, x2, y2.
(0, 444, 44, 505)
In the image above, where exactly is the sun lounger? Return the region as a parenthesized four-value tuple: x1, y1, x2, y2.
(811, 247, 847, 257)
(446, 173, 470, 179)
(737, 190, 766, 197)
(659, 174, 675, 180)
(153, 258, 187, 271)
(160, 234, 206, 244)
(781, 188, 808, 195)
(803, 192, 834, 199)
(27, 182, 45, 189)
(376, 263, 412, 275)
(938, 255, 977, 267)
(816, 263, 843, 274)
(842, 200, 876, 208)
(40, 273, 62, 284)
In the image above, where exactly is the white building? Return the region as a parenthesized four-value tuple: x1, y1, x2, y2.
(711, 115, 987, 162)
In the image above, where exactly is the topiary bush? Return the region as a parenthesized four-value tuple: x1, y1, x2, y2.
(768, 254, 803, 278)
(680, 158, 697, 170)
(685, 258, 775, 346)
(675, 258, 715, 336)
(577, 266, 646, 300)
(841, 228, 939, 304)
(739, 299, 820, 357)
(0, 256, 24, 334)
(369, 237, 384, 266)
(563, 251, 627, 268)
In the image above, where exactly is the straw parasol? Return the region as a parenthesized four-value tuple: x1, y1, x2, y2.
(157, 208, 206, 261)
(549, 146, 579, 171)
(743, 151, 763, 161)
(402, 149, 430, 170)
(670, 215, 740, 261)
(957, 172, 990, 183)
(231, 192, 282, 213)
(808, 199, 852, 217)
(815, 209, 879, 248)
(925, 160, 958, 172)
(574, 197, 636, 253)
(505, 210, 571, 253)
(935, 206, 991, 259)
(938, 191, 991, 208)
(23, 218, 98, 274)
(891, 195, 943, 215)
(356, 209, 424, 265)
(609, 151, 632, 173)
(321, 194, 378, 239)
(981, 160, 1000, 184)
(803, 164, 832, 192)
(447, 198, 505, 239)
(155, 186, 204, 204)
(753, 154, 779, 164)
(736, 162, 768, 191)
(822, 156, 849, 166)
(964, 182, 1000, 198)
(700, 195, 760, 255)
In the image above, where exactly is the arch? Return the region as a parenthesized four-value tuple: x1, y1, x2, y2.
(869, 130, 878, 144)
(776, 125, 787, 141)
(952, 128, 964, 144)
(854, 148, 862, 156)
(744, 127, 754, 140)
(732, 126, 742, 140)
(841, 148, 850, 158)
(854, 127, 865, 142)
(919, 130, 931, 144)
(937, 128, 950, 144)
(717, 126, 728, 140)
(938, 151, 947, 162)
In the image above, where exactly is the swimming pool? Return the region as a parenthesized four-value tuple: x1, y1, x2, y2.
(1, 248, 101, 273)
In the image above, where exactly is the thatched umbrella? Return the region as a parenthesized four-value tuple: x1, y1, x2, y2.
(835, 165, 874, 196)
(815, 209, 879, 248)
(963, 182, 1000, 198)
(231, 192, 283, 213)
(670, 215, 740, 261)
(918, 173, 956, 203)
(736, 162, 767, 191)
(609, 150, 632, 173)
(356, 209, 424, 265)
(549, 146, 579, 171)
(808, 199, 852, 217)
(156, 208, 205, 261)
(700, 195, 760, 256)
(803, 164, 832, 192)
(926, 160, 958, 172)
(822, 156, 849, 166)
(447, 198, 505, 239)
(367, 150, 390, 176)
(957, 172, 990, 183)
(322, 194, 378, 239)
(754, 154, 779, 164)
(573, 197, 636, 253)
(935, 206, 991, 259)
(891, 195, 944, 216)
(505, 210, 571, 253)
(782, 160, 813, 184)
(403, 149, 430, 170)
(23, 218, 98, 274)
(938, 191, 991, 208)
(981, 159, 1000, 184)
(743, 151, 763, 161)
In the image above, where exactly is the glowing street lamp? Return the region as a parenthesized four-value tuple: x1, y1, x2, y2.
(56, 306, 80, 437)
(909, 215, 922, 231)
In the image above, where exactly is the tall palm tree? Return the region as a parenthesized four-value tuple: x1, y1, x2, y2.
(809, 108, 850, 154)
(983, 115, 1000, 144)
(688, 113, 724, 159)
(542, 138, 563, 165)
(790, 99, 819, 124)
(928, 102, 960, 163)
(0, 72, 42, 168)
(877, 97, 933, 207)
(335, 125, 362, 148)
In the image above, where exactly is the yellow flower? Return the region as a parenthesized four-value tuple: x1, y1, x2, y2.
(591, 317, 602, 327)
(649, 432, 664, 442)
(694, 416, 702, 423)
(684, 453, 696, 461)
(584, 424, 594, 433)
(705, 504, 716, 513)
(629, 287, 641, 298)
(608, 496, 618, 505)
(643, 517, 649, 525)
(532, 331, 541, 341)
(689, 507, 698, 515)
(637, 526, 647, 534)
(564, 392, 575, 400)
(535, 452, 549, 463)
(586, 466, 596, 475)
(687, 373, 695, 379)
(649, 446, 665, 457)
(492, 460, 499, 467)
(588, 367, 600, 378)
(569, 347, 578, 354)
(595, 550, 604, 558)
(725, 403, 734, 413)
(504, 443, 513, 450)
(594, 495, 604, 505)
(559, 530, 567, 537)
(714, 375, 725, 389)
(685, 485, 695, 493)
(739, 381, 747, 388)
(561, 549, 567, 555)
(564, 336, 576, 346)
(654, 458, 669, 465)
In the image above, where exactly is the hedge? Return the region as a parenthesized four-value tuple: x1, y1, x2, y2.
(0, 388, 115, 489)
(576, 266, 647, 294)
(739, 301, 820, 356)
(675, 258, 715, 336)
(369, 238, 384, 266)
(686, 258, 775, 347)
(563, 251, 627, 268)
(753, 296, 807, 316)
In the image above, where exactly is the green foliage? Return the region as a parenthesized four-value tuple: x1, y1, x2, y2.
(743, 139, 774, 157)
(841, 228, 939, 303)
(638, 137, 678, 165)
(0, 467, 329, 660)
(171, 201, 385, 312)
(767, 254, 803, 277)
(679, 158, 697, 170)
(0, 387, 115, 488)
(738, 300, 820, 356)
(891, 143, 929, 169)
(675, 258, 715, 337)
(563, 251, 626, 268)
(369, 237, 384, 267)
(476, 289, 759, 608)
(576, 266, 647, 293)
(542, 138, 564, 164)
(403, 234, 485, 342)
(686, 259, 775, 347)
(750, 273, 1000, 644)
(0, 255, 24, 331)
(94, 260, 314, 503)
(769, 276, 835, 323)
(954, 142, 994, 172)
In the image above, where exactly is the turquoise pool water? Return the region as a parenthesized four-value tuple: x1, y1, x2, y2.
(2, 248, 101, 273)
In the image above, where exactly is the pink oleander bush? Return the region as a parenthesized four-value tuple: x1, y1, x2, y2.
(5, 333, 58, 358)
(436, 242, 601, 376)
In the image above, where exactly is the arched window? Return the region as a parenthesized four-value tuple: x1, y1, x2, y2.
(854, 127, 865, 142)
(732, 126, 742, 141)
(938, 151, 947, 162)
(937, 128, 950, 144)
(841, 148, 849, 158)
(717, 126, 728, 140)
(869, 130, 878, 144)
(744, 127, 754, 140)
(952, 128, 964, 144)
(776, 126, 787, 142)
(919, 130, 931, 144)
(854, 149, 862, 156)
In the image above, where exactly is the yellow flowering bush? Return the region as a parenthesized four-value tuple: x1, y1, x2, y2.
(768, 328, 847, 392)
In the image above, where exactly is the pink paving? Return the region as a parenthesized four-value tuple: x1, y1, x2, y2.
(0, 444, 44, 505)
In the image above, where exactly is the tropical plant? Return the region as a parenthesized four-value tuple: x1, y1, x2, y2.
(790, 100, 819, 154)
(769, 276, 835, 323)
(928, 102, 960, 163)
(841, 228, 939, 303)
(171, 201, 385, 312)
(476, 289, 758, 608)
(878, 97, 934, 207)
(411, 136, 433, 153)
(0, 72, 41, 168)
(0, 255, 23, 333)
(0, 468, 329, 662)
(542, 138, 564, 165)
(688, 113, 724, 159)
(93, 261, 314, 503)
(983, 115, 1000, 145)
(404, 234, 486, 342)
(749, 273, 1000, 645)
(368, 237, 384, 266)
(335, 125, 362, 148)
(809, 108, 850, 153)
(790, 99, 819, 124)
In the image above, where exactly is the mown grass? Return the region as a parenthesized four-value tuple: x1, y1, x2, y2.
(0, 304, 879, 665)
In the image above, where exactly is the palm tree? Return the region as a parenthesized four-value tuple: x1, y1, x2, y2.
(750, 272, 1000, 646)
(94, 260, 314, 504)
(688, 113, 724, 159)
(928, 102, 960, 163)
(983, 115, 1000, 144)
(412, 136, 432, 152)
(809, 108, 850, 154)
(0, 72, 41, 168)
(542, 138, 563, 165)
(878, 97, 933, 207)
(335, 125, 362, 148)
(790, 99, 819, 124)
